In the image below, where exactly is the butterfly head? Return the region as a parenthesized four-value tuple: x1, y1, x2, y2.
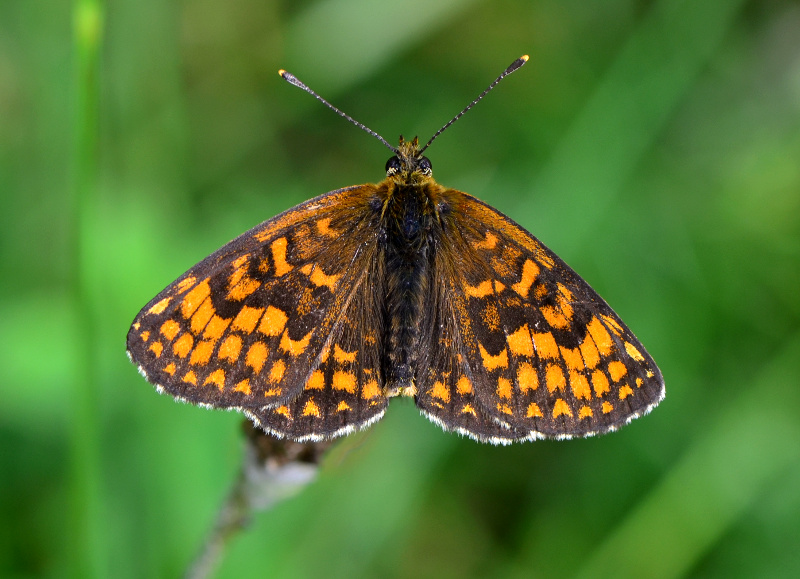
(385, 136, 433, 183)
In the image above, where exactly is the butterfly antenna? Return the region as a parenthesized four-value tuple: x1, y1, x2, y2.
(420, 55, 529, 154)
(279, 69, 399, 155)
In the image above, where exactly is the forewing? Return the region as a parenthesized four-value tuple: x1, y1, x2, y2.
(126, 184, 389, 437)
(416, 190, 664, 443)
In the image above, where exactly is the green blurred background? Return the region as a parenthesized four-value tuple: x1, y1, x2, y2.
(3, 0, 800, 577)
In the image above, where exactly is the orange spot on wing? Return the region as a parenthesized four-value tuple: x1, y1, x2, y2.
(308, 267, 341, 290)
(431, 381, 450, 402)
(231, 306, 264, 334)
(512, 259, 539, 298)
(478, 343, 509, 370)
(569, 372, 591, 400)
(552, 398, 572, 418)
(464, 280, 493, 298)
(517, 362, 539, 393)
(233, 379, 251, 395)
(231, 255, 249, 269)
(625, 341, 645, 361)
(579, 334, 601, 369)
(507, 324, 534, 356)
(601, 314, 624, 336)
(190, 298, 215, 334)
(218, 335, 242, 362)
(140, 330, 150, 342)
(227, 276, 260, 301)
(456, 376, 473, 394)
(269, 360, 286, 383)
(332, 371, 356, 393)
(149, 341, 163, 357)
(473, 231, 498, 250)
(148, 297, 172, 315)
(306, 370, 324, 390)
(172, 333, 193, 358)
(190, 340, 215, 365)
(258, 306, 288, 336)
(496, 377, 512, 399)
(160, 320, 180, 341)
(560, 346, 584, 372)
(532, 332, 559, 359)
(587, 317, 614, 356)
(245, 342, 268, 373)
(202, 315, 231, 341)
(527, 403, 543, 418)
(542, 291, 573, 329)
(274, 405, 290, 418)
(316, 217, 338, 237)
(494, 280, 506, 293)
(204, 369, 226, 391)
(608, 361, 628, 382)
(545, 364, 566, 393)
(336, 401, 351, 412)
(271, 237, 293, 276)
(602, 401, 614, 414)
(181, 280, 210, 319)
(497, 403, 513, 415)
(591, 370, 610, 397)
(164, 362, 176, 375)
(334, 345, 357, 363)
(176, 276, 197, 293)
(302, 399, 321, 417)
(578, 405, 593, 419)
(279, 329, 313, 356)
(619, 385, 634, 400)
(182, 371, 197, 385)
(362, 380, 380, 399)
(461, 403, 477, 416)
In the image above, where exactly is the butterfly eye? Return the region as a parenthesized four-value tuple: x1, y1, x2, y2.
(385, 156, 402, 175)
(418, 157, 432, 175)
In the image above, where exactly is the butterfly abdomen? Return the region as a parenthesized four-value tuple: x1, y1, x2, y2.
(380, 180, 438, 394)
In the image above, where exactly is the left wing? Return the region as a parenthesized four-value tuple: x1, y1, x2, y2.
(127, 184, 390, 439)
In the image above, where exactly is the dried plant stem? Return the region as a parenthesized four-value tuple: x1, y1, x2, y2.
(185, 423, 331, 579)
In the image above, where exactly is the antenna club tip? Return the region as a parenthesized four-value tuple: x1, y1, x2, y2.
(521, 55, 529, 62)
(278, 69, 287, 77)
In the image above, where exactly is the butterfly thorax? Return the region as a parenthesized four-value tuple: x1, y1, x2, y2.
(378, 137, 445, 397)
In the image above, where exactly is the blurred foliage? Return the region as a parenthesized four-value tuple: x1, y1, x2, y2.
(2, 0, 800, 577)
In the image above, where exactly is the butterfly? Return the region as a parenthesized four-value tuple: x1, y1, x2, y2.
(127, 56, 664, 444)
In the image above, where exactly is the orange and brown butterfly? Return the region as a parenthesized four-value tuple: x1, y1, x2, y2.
(127, 55, 664, 444)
